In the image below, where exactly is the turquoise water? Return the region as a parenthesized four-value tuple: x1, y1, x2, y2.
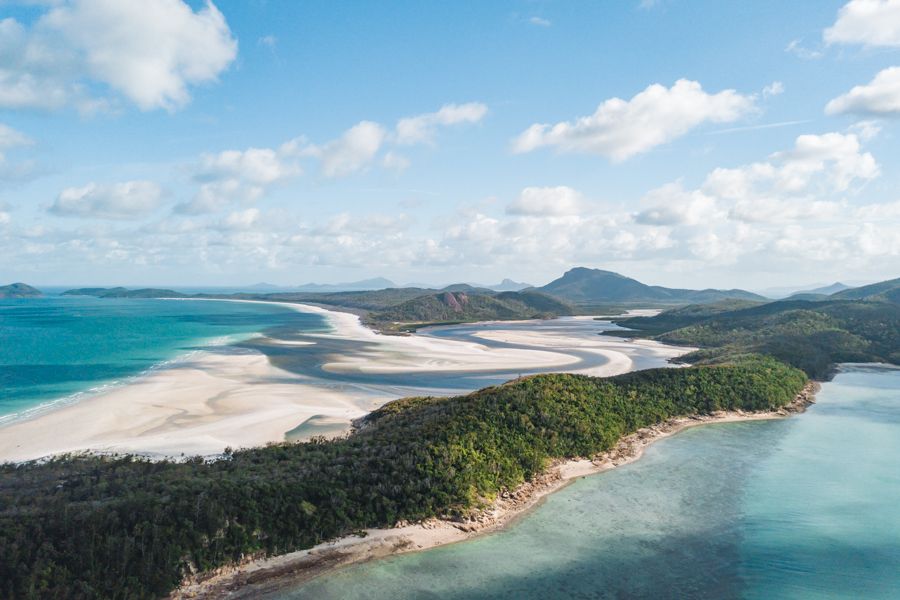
(282, 367, 900, 599)
(0, 296, 327, 422)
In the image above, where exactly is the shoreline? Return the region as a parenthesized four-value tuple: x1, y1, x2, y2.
(172, 381, 820, 599)
(0, 301, 689, 463)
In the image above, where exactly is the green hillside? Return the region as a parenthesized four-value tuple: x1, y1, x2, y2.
(368, 290, 573, 330)
(0, 359, 806, 599)
(830, 277, 900, 303)
(613, 298, 900, 379)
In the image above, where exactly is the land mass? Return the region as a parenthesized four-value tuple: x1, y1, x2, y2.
(0, 357, 806, 599)
(610, 289, 900, 378)
(0, 282, 42, 298)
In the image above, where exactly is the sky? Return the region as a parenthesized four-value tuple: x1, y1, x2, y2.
(1, 0, 899, 290)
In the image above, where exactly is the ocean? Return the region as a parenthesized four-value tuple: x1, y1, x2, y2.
(0, 296, 328, 424)
(282, 366, 900, 599)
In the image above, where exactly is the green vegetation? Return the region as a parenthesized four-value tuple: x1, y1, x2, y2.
(367, 290, 573, 331)
(0, 283, 42, 299)
(613, 299, 900, 379)
(0, 359, 805, 599)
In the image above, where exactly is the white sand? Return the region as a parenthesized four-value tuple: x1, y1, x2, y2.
(0, 350, 375, 463)
(0, 301, 692, 462)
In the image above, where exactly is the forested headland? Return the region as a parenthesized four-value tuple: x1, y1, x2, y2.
(0, 358, 805, 599)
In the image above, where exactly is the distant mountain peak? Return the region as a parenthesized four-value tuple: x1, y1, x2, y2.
(540, 267, 765, 305)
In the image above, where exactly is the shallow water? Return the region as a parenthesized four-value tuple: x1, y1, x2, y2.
(281, 366, 900, 599)
(0, 296, 327, 421)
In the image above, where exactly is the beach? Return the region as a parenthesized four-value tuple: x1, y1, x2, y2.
(0, 302, 690, 462)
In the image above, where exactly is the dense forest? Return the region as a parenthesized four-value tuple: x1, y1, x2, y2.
(612, 299, 900, 378)
(0, 358, 805, 599)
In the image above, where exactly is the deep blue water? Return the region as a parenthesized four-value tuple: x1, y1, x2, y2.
(0, 296, 327, 422)
(282, 367, 900, 599)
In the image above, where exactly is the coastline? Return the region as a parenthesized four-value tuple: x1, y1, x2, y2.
(172, 381, 819, 599)
(0, 301, 690, 463)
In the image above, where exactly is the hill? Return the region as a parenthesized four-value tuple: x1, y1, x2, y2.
(63, 287, 186, 298)
(802, 282, 851, 296)
(0, 359, 806, 599)
(368, 290, 573, 330)
(539, 267, 765, 305)
(831, 277, 900, 303)
(612, 298, 900, 379)
(0, 282, 42, 298)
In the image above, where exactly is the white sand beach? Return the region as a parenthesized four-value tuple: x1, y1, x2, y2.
(0, 302, 692, 462)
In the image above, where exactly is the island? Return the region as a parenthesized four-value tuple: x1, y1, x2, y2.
(0, 282, 42, 298)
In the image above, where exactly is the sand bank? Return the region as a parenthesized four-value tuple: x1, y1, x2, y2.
(0, 301, 692, 462)
(172, 382, 819, 599)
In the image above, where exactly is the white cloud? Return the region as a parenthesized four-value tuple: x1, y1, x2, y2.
(506, 186, 585, 216)
(0, 123, 37, 181)
(382, 151, 411, 172)
(785, 39, 824, 60)
(0, 211, 9, 226)
(703, 132, 878, 210)
(50, 180, 164, 219)
(824, 0, 900, 47)
(196, 147, 301, 185)
(512, 79, 756, 161)
(826, 66, 900, 115)
(850, 120, 882, 140)
(395, 102, 488, 145)
(177, 145, 302, 214)
(528, 16, 551, 27)
(221, 208, 260, 230)
(635, 182, 721, 226)
(763, 81, 785, 98)
(0, 124, 33, 149)
(319, 121, 387, 178)
(0, 0, 237, 112)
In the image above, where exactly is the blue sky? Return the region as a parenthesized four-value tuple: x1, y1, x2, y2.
(1, 0, 899, 290)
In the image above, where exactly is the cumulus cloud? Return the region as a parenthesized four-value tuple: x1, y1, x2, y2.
(318, 121, 387, 178)
(635, 182, 721, 226)
(0, 0, 237, 112)
(511, 79, 756, 161)
(824, 0, 900, 47)
(506, 186, 585, 216)
(176, 145, 302, 214)
(395, 102, 488, 145)
(826, 66, 900, 115)
(50, 180, 165, 219)
(702, 132, 879, 211)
